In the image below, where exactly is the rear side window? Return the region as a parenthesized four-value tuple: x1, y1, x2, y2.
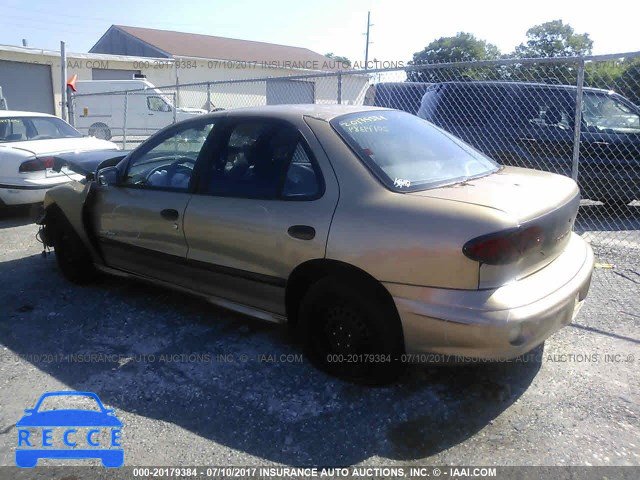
(370, 83, 431, 114)
(0, 118, 27, 142)
(0, 117, 80, 142)
(332, 110, 499, 192)
(507, 88, 574, 130)
(205, 120, 321, 200)
(421, 84, 507, 127)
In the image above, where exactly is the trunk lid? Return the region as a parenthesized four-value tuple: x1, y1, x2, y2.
(409, 166, 580, 288)
(3, 137, 117, 156)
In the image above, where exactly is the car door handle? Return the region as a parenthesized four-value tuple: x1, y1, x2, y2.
(160, 209, 179, 221)
(518, 137, 538, 142)
(288, 225, 315, 240)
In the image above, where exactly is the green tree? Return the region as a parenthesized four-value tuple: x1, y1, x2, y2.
(615, 59, 640, 105)
(325, 53, 351, 68)
(514, 19, 593, 58)
(512, 20, 593, 84)
(584, 58, 640, 106)
(407, 32, 501, 82)
(412, 32, 501, 64)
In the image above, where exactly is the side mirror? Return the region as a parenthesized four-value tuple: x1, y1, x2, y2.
(97, 166, 119, 186)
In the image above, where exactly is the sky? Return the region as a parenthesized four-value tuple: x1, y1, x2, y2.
(1, 0, 639, 62)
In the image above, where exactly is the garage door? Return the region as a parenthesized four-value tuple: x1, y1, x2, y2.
(266, 79, 315, 105)
(0, 60, 54, 114)
(92, 68, 142, 80)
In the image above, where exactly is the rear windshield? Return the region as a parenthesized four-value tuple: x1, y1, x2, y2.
(331, 110, 499, 192)
(0, 116, 81, 143)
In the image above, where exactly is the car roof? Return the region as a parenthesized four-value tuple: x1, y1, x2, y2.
(372, 82, 432, 88)
(0, 110, 58, 118)
(435, 80, 613, 95)
(204, 104, 393, 123)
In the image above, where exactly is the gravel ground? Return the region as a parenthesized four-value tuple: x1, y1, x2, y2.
(0, 206, 638, 473)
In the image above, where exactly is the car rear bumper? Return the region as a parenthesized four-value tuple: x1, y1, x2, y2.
(384, 232, 593, 361)
(0, 176, 80, 206)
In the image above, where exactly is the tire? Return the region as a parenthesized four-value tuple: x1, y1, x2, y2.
(88, 122, 112, 141)
(51, 214, 97, 284)
(298, 276, 405, 385)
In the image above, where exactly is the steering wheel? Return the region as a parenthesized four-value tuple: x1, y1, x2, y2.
(145, 157, 196, 187)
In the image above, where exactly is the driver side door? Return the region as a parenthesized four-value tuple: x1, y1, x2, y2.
(92, 119, 216, 280)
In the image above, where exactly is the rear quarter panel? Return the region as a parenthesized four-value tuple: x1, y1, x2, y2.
(0, 146, 31, 181)
(307, 116, 510, 290)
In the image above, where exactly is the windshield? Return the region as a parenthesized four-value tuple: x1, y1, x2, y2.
(0, 116, 81, 143)
(36, 394, 102, 412)
(331, 110, 499, 192)
(582, 92, 640, 134)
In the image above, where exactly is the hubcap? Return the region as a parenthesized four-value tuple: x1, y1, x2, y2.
(323, 305, 370, 354)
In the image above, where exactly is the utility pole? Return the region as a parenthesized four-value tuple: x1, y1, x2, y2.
(60, 41, 67, 121)
(364, 11, 373, 70)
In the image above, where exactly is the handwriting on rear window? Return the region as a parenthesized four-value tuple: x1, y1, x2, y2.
(394, 178, 411, 188)
(339, 115, 387, 127)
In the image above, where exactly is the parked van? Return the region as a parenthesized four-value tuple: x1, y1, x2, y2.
(73, 79, 206, 140)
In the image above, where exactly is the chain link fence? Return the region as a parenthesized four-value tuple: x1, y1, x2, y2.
(69, 52, 640, 255)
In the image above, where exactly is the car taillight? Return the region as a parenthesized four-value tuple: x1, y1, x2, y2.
(18, 156, 55, 173)
(463, 225, 545, 265)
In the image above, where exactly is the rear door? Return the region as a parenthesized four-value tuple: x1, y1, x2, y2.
(497, 87, 576, 176)
(92, 118, 217, 280)
(182, 116, 339, 315)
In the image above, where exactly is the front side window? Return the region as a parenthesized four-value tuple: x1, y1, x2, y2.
(332, 110, 499, 192)
(205, 120, 320, 199)
(123, 122, 215, 191)
(582, 93, 640, 134)
(147, 96, 172, 112)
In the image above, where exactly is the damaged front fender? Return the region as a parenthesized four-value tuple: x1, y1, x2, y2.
(38, 179, 104, 265)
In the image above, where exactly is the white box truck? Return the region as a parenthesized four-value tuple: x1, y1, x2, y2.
(72, 79, 206, 140)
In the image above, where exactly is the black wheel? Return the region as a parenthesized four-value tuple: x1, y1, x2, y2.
(89, 122, 112, 140)
(298, 276, 404, 385)
(51, 214, 97, 284)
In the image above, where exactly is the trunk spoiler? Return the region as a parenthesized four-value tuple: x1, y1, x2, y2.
(52, 150, 129, 179)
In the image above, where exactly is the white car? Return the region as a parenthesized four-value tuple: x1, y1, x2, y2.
(0, 111, 118, 207)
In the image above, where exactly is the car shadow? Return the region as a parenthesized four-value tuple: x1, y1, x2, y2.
(0, 205, 38, 229)
(0, 253, 542, 465)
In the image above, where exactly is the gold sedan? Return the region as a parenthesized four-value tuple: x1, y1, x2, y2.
(38, 105, 594, 384)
